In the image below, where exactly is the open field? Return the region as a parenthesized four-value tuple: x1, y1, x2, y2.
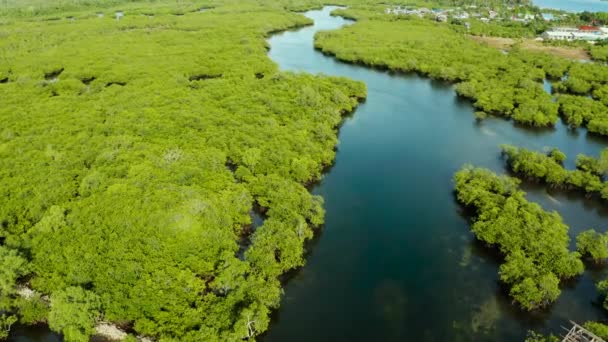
(469, 35, 591, 61)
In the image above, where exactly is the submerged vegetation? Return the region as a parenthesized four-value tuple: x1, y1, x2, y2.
(0, 1, 366, 340)
(454, 166, 582, 310)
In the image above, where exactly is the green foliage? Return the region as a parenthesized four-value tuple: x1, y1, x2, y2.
(3, 0, 603, 339)
(589, 45, 608, 63)
(563, 77, 592, 95)
(577, 154, 602, 175)
(321, 13, 608, 132)
(124, 335, 138, 342)
(465, 20, 544, 39)
(314, 16, 561, 127)
(0, 314, 17, 340)
(525, 330, 560, 342)
(599, 149, 608, 175)
(501, 144, 569, 186)
(576, 229, 608, 263)
(0, 0, 328, 18)
(583, 322, 608, 340)
(553, 63, 608, 135)
(549, 148, 566, 163)
(0, 247, 29, 296)
(14, 294, 49, 325)
(454, 166, 582, 310)
(48, 287, 101, 342)
(579, 11, 608, 25)
(509, 274, 560, 311)
(501, 145, 608, 198)
(557, 95, 608, 130)
(0, 1, 366, 340)
(0, 246, 29, 340)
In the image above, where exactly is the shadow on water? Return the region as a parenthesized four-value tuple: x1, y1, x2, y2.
(263, 5, 608, 342)
(9, 325, 61, 342)
(587, 131, 608, 146)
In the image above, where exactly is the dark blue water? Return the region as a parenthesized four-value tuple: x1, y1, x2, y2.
(10, 5, 608, 342)
(534, 0, 608, 12)
(263, 6, 608, 341)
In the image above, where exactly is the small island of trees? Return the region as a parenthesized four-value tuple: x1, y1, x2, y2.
(4, 0, 608, 340)
(454, 166, 583, 310)
(500, 144, 608, 198)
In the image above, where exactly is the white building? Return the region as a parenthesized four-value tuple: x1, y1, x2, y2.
(542, 31, 573, 40)
(571, 31, 606, 41)
(543, 28, 608, 41)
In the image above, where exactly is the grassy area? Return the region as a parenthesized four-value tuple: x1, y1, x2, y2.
(469, 36, 591, 61)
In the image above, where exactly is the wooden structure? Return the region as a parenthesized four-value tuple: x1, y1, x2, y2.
(562, 321, 605, 342)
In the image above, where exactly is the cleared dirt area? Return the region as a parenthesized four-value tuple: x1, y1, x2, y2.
(468, 35, 591, 61)
(469, 35, 515, 49)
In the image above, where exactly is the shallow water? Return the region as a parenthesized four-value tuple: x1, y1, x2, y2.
(533, 0, 608, 12)
(262, 6, 608, 342)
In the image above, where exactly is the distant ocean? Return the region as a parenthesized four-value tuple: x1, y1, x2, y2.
(533, 0, 608, 12)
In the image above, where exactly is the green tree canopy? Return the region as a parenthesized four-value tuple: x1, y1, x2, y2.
(48, 287, 101, 342)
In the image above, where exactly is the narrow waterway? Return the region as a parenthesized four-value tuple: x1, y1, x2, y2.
(8, 5, 608, 342)
(263, 6, 608, 341)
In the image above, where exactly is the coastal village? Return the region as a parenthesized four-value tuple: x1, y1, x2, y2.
(385, 5, 608, 43)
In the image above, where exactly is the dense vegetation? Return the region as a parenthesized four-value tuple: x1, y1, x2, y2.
(471, 146, 608, 339)
(320, 0, 608, 337)
(589, 40, 608, 63)
(0, 1, 367, 340)
(500, 144, 608, 334)
(576, 229, 608, 264)
(0, 0, 331, 17)
(315, 11, 569, 127)
(454, 166, 583, 310)
(556, 95, 608, 135)
(553, 67, 608, 135)
(318, 6, 608, 136)
(1, 0, 607, 339)
(461, 20, 546, 38)
(500, 145, 608, 199)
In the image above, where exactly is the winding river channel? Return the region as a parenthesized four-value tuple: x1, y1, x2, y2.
(9, 3, 608, 341)
(262, 6, 608, 342)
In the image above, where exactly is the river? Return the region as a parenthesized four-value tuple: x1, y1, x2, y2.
(533, 0, 608, 12)
(262, 6, 608, 342)
(8, 5, 608, 342)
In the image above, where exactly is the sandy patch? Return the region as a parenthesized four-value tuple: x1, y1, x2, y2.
(468, 35, 591, 61)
